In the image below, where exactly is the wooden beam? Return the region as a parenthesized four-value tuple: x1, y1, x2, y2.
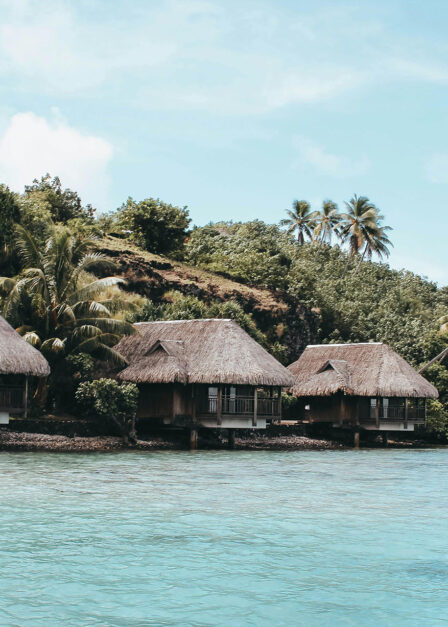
(404, 398, 408, 430)
(375, 397, 380, 428)
(418, 347, 448, 374)
(217, 386, 222, 426)
(253, 388, 258, 427)
(278, 387, 282, 421)
(23, 376, 29, 419)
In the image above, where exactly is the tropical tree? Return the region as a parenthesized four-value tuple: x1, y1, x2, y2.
(313, 200, 341, 244)
(0, 226, 135, 365)
(280, 200, 318, 245)
(339, 194, 392, 258)
(362, 224, 393, 261)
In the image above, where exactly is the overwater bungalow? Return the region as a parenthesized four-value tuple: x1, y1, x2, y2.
(115, 319, 294, 437)
(0, 315, 50, 424)
(287, 342, 438, 432)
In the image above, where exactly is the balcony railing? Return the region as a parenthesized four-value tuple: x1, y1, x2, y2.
(366, 405, 426, 422)
(199, 395, 280, 417)
(0, 386, 24, 412)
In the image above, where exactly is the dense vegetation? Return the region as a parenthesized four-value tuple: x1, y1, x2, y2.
(0, 175, 447, 436)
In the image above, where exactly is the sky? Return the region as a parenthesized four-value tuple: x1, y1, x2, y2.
(0, 0, 447, 284)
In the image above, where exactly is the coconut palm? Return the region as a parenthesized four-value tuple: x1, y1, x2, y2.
(313, 200, 341, 244)
(362, 224, 393, 261)
(339, 194, 392, 258)
(280, 200, 318, 245)
(0, 226, 135, 366)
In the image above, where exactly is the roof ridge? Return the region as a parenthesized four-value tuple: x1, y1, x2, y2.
(306, 342, 383, 348)
(135, 318, 233, 325)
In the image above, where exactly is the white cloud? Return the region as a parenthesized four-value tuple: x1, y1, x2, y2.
(293, 136, 370, 178)
(425, 153, 448, 184)
(0, 110, 114, 210)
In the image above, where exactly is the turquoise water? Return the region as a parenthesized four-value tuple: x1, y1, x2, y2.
(1, 450, 448, 626)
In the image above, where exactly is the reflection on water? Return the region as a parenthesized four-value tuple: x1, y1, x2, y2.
(1, 449, 448, 626)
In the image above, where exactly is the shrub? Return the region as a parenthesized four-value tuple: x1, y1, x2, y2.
(75, 378, 139, 444)
(426, 400, 448, 439)
(117, 197, 190, 255)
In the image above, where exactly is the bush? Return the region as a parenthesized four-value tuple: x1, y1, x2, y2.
(426, 400, 448, 439)
(117, 197, 190, 255)
(75, 378, 139, 444)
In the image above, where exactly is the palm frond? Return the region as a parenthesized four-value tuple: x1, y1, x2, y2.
(68, 277, 126, 304)
(75, 317, 136, 335)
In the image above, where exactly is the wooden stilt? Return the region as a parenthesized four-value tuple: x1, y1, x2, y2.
(354, 430, 360, 449)
(382, 432, 388, 447)
(404, 398, 408, 430)
(228, 429, 235, 449)
(189, 429, 198, 450)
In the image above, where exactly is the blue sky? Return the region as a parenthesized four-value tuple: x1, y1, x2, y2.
(0, 0, 447, 284)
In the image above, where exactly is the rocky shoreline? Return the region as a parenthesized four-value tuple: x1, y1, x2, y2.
(0, 429, 344, 452)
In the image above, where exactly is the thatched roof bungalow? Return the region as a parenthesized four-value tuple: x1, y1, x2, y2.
(288, 343, 438, 431)
(115, 319, 294, 430)
(0, 315, 50, 420)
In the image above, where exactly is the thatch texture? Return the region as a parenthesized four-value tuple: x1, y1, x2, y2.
(116, 319, 295, 386)
(288, 343, 438, 398)
(0, 315, 50, 377)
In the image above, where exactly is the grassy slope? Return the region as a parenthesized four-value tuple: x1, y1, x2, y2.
(99, 236, 288, 315)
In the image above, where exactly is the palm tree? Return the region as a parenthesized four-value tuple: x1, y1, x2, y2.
(0, 226, 135, 365)
(339, 194, 392, 259)
(280, 200, 318, 245)
(362, 224, 393, 261)
(313, 200, 341, 244)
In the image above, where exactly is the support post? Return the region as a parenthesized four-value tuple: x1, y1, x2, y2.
(354, 429, 360, 449)
(278, 387, 282, 421)
(375, 397, 380, 429)
(404, 398, 408, 430)
(253, 388, 258, 427)
(382, 432, 388, 447)
(217, 386, 222, 426)
(228, 429, 235, 449)
(23, 376, 29, 419)
(189, 429, 198, 450)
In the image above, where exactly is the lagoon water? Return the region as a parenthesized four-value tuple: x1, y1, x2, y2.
(1, 449, 448, 626)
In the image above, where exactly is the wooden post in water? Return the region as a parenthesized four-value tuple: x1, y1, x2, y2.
(382, 432, 388, 447)
(189, 429, 198, 450)
(228, 429, 235, 449)
(354, 429, 360, 449)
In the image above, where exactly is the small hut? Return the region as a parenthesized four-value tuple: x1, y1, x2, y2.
(288, 343, 438, 431)
(0, 315, 50, 423)
(115, 319, 294, 430)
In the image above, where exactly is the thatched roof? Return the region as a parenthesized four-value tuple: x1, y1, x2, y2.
(0, 315, 50, 377)
(288, 343, 438, 399)
(116, 319, 295, 386)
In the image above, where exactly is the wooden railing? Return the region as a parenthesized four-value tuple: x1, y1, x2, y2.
(0, 386, 24, 412)
(366, 405, 426, 422)
(199, 394, 280, 416)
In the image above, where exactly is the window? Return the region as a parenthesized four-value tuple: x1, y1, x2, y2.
(208, 387, 218, 413)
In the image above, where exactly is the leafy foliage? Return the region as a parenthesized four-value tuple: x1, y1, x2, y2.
(75, 378, 139, 443)
(116, 197, 190, 255)
(0, 226, 135, 366)
(24, 174, 95, 224)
